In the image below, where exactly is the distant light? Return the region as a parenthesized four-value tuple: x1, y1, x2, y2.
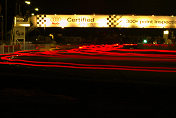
(171, 15, 174, 17)
(152, 15, 155, 17)
(25, 1, 31, 5)
(35, 8, 39, 11)
(49, 34, 54, 39)
(164, 30, 169, 35)
(143, 39, 148, 44)
(14, 17, 17, 25)
(18, 24, 30, 27)
(31, 13, 35, 16)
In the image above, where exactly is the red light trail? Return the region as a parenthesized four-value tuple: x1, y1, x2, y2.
(1, 44, 176, 72)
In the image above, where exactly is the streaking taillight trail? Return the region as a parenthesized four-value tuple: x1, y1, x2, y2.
(1, 44, 176, 72)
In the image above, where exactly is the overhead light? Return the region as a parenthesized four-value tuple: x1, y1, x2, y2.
(31, 13, 35, 16)
(35, 8, 39, 11)
(25, 1, 30, 5)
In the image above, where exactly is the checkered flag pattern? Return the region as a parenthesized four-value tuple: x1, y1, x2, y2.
(37, 15, 47, 27)
(107, 15, 122, 27)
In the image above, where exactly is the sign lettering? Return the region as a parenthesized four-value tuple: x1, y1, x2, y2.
(35, 15, 176, 28)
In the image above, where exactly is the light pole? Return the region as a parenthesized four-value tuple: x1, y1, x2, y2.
(4, 0, 7, 43)
(24, 1, 31, 17)
(0, 16, 3, 43)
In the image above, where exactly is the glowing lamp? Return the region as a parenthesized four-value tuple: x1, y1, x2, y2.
(164, 30, 169, 35)
(143, 39, 148, 44)
(35, 8, 39, 11)
(25, 1, 31, 5)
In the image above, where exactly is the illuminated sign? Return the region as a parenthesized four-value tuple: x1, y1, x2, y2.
(33, 15, 176, 28)
(14, 27, 25, 39)
(14, 17, 30, 27)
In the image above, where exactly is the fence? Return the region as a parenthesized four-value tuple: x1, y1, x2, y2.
(0, 44, 37, 54)
(2, 43, 176, 54)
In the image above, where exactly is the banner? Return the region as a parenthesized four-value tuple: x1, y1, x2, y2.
(34, 15, 176, 28)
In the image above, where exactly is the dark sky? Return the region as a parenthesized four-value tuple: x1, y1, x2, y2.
(1, 0, 176, 31)
(0, 0, 176, 15)
(32, 0, 176, 15)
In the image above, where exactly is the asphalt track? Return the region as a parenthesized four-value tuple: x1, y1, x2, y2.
(1, 44, 176, 117)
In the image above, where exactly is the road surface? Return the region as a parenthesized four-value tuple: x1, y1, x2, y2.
(1, 44, 176, 117)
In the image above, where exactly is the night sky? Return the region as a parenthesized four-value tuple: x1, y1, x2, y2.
(0, 0, 176, 18)
(31, 0, 176, 15)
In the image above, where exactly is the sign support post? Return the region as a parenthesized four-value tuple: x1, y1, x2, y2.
(14, 26, 26, 50)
